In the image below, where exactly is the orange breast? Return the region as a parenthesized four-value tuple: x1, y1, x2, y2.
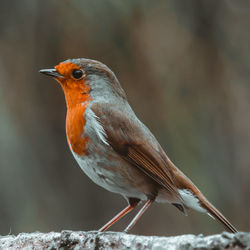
(66, 103, 90, 156)
(54, 61, 92, 156)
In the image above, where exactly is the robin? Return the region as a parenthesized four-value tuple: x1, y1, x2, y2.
(40, 58, 237, 233)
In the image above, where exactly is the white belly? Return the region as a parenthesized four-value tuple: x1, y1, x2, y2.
(71, 149, 147, 201)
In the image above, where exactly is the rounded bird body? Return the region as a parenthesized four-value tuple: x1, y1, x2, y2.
(40, 58, 237, 233)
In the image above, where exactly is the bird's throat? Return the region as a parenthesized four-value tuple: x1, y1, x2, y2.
(62, 83, 91, 110)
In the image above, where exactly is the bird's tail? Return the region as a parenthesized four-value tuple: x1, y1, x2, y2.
(197, 192, 238, 233)
(165, 157, 237, 233)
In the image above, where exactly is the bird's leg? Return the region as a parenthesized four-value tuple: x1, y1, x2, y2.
(123, 199, 154, 233)
(99, 198, 140, 232)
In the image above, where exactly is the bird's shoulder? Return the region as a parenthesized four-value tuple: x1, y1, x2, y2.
(91, 102, 158, 149)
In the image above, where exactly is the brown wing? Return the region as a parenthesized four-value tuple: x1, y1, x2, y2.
(92, 103, 183, 201)
(127, 144, 179, 196)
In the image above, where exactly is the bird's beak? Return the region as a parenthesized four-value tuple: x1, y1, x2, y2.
(39, 68, 63, 78)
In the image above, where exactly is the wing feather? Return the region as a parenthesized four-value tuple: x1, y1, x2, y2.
(127, 146, 178, 195)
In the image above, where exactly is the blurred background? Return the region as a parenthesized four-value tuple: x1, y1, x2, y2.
(0, 0, 249, 236)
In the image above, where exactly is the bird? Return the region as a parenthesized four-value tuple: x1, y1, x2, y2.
(40, 58, 237, 233)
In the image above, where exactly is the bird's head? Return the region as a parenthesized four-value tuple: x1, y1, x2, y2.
(40, 58, 126, 108)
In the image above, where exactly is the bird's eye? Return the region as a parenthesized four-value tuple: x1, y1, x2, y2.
(72, 69, 84, 79)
